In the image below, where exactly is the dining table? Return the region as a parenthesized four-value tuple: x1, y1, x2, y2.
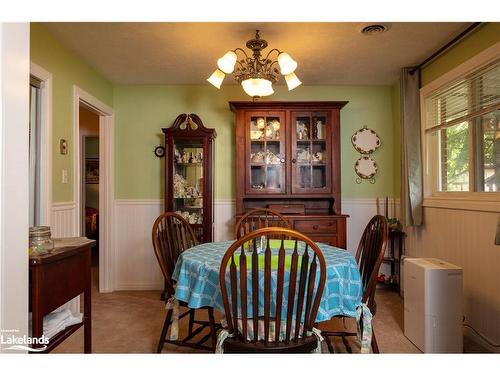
(172, 240, 364, 323)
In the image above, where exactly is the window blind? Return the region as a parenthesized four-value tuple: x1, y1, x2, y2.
(30, 75, 41, 89)
(424, 58, 500, 132)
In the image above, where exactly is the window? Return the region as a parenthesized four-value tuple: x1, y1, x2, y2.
(29, 75, 42, 226)
(424, 59, 500, 193)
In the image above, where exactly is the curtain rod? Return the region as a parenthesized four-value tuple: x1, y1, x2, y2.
(410, 22, 484, 75)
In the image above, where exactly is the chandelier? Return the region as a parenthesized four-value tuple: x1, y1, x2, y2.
(207, 30, 302, 98)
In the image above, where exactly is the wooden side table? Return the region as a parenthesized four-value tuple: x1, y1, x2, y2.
(382, 229, 406, 292)
(29, 239, 95, 353)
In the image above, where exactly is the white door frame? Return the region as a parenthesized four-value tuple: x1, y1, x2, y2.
(73, 85, 115, 293)
(0, 22, 30, 352)
(29, 62, 52, 226)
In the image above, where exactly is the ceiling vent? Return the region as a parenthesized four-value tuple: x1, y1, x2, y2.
(360, 24, 390, 35)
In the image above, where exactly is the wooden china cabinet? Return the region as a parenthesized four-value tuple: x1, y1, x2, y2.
(162, 113, 216, 243)
(230, 101, 348, 248)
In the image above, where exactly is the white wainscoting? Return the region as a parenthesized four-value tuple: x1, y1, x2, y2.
(112, 198, 397, 291)
(114, 200, 164, 290)
(50, 201, 79, 313)
(342, 198, 399, 255)
(405, 206, 500, 353)
(51, 201, 77, 237)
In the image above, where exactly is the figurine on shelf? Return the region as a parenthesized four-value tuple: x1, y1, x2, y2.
(173, 174, 188, 197)
(297, 147, 311, 163)
(297, 121, 309, 140)
(193, 152, 203, 163)
(174, 147, 182, 163)
(174, 174, 201, 198)
(264, 150, 281, 165)
(251, 151, 265, 163)
(315, 120, 324, 139)
(256, 118, 265, 130)
(265, 126, 274, 139)
(271, 120, 280, 140)
(311, 151, 324, 163)
(250, 130, 263, 140)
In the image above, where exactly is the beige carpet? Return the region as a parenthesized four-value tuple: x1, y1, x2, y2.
(51, 268, 482, 354)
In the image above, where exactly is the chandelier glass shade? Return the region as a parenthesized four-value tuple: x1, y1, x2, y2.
(207, 69, 225, 88)
(207, 30, 301, 98)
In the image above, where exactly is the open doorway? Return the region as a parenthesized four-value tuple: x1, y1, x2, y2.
(79, 105, 100, 273)
(73, 86, 115, 294)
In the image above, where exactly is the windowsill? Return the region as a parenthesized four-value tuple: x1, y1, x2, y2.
(423, 194, 500, 213)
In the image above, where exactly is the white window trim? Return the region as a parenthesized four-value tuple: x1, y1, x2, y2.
(420, 40, 500, 213)
(29, 62, 52, 225)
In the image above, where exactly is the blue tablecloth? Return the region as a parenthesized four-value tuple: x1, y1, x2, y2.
(171, 240, 363, 322)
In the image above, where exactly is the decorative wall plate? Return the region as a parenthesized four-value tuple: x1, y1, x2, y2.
(351, 126, 381, 154)
(355, 155, 378, 184)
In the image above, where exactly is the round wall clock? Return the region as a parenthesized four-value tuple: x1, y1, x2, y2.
(154, 146, 165, 158)
(351, 126, 381, 154)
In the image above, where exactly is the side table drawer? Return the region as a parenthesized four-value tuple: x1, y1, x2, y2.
(294, 219, 338, 234)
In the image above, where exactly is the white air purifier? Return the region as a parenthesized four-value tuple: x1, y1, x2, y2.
(404, 258, 463, 353)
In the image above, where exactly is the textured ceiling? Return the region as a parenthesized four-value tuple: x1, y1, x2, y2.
(42, 22, 471, 85)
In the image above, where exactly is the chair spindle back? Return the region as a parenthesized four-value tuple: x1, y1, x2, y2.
(355, 215, 388, 309)
(152, 212, 198, 297)
(220, 227, 326, 347)
(234, 208, 291, 239)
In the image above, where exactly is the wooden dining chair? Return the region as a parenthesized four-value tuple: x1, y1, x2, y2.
(219, 227, 327, 353)
(152, 212, 219, 353)
(234, 208, 291, 239)
(320, 215, 388, 353)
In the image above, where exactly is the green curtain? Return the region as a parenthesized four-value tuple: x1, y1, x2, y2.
(400, 68, 423, 226)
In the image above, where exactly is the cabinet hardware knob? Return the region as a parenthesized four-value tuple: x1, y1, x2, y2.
(313, 225, 319, 230)
(292, 158, 297, 163)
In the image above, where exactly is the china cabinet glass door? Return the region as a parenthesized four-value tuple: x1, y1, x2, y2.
(246, 112, 286, 194)
(172, 139, 205, 236)
(291, 111, 331, 194)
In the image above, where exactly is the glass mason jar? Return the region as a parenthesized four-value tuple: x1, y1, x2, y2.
(29, 226, 55, 255)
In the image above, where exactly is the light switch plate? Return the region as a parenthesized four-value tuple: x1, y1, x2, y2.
(62, 169, 68, 184)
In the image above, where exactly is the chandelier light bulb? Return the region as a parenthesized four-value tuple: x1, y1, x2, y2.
(217, 51, 238, 74)
(207, 69, 225, 89)
(285, 72, 302, 91)
(241, 78, 274, 97)
(278, 52, 298, 75)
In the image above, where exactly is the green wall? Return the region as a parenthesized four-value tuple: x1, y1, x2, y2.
(421, 23, 500, 86)
(31, 22, 403, 203)
(30, 23, 114, 203)
(114, 84, 397, 200)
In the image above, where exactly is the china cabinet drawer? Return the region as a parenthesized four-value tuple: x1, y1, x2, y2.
(294, 219, 337, 234)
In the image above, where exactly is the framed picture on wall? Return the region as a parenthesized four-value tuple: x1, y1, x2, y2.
(85, 158, 99, 184)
